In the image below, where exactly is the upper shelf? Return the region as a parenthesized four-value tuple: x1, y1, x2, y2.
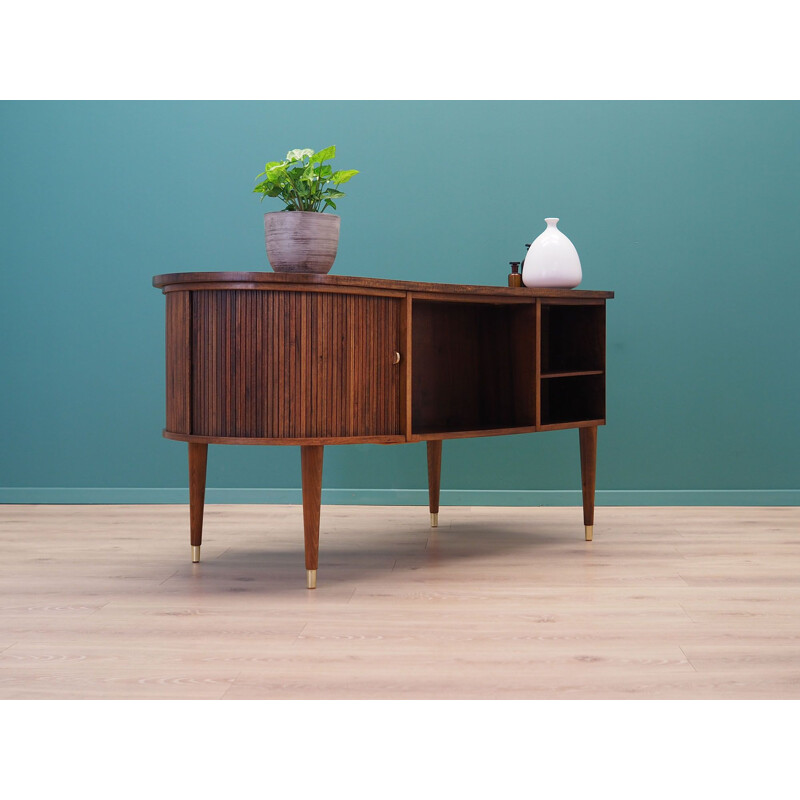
(153, 272, 614, 300)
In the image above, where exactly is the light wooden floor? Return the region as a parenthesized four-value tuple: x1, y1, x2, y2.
(1, 504, 798, 699)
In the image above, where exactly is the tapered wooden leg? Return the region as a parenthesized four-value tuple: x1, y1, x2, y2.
(427, 440, 442, 527)
(579, 426, 597, 541)
(188, 443, 208, 562)
(301, 445, 324, 589)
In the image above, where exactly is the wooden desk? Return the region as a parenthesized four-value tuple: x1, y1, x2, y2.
(153, 272, 614, 588)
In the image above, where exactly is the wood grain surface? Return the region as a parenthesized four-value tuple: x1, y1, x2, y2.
(186, 289, 401, 439)
(165, 290, 190, 434)
(579, 426, 597, 528)
(301, 446, 323, 571)
(411, 300, 537, 435)
(188, 443, 207, 548)
(159, 277, 610, 445)
(427, 441, 442, 516)
(1, 504, 798, 699)
(153, 271, 615, 300)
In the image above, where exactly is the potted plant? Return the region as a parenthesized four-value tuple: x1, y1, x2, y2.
(253, 146, 358, 274)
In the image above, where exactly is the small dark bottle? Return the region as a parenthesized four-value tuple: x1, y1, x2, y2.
(508, 261, 522, 288)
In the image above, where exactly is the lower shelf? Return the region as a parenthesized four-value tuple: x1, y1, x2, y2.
(410, 423, 538, 441)
(540, 373, 605, 427)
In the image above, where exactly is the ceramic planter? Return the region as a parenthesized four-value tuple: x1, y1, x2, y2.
(264, 211, 340, 274)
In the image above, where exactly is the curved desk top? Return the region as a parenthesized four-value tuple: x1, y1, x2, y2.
(153, 271, 614, 300)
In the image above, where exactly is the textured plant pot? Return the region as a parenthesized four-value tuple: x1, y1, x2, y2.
(264, 211, 340, 274)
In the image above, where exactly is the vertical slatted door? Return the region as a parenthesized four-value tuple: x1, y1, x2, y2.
(191, 289, 402, 439)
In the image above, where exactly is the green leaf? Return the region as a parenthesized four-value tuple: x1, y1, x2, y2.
(323, 199, 337, 211)
(264, 165, 287, 183)
(310, 145, 336, 163)
(331, 169, 358, 185)
(286, 148, 314, 162)
(256, 161, 282, 180)
(323, 189, 346, 199)
(301, 163, 320, 182)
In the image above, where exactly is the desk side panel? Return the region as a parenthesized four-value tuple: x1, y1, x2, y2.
(165, 290, 191, 434)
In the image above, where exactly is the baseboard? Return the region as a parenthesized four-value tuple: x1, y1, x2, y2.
(0, 488, 798, 505)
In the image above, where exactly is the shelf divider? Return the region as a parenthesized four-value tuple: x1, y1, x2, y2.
(540, 369, 604, 379)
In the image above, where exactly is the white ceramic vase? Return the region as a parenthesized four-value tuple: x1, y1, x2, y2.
(522, 218, 582, 288)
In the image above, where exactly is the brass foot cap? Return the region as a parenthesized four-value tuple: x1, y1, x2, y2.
(307, 569, 317, 590)
(585, 525, 593, 542)
(192, 545, 201, 563)
(430, 512, 438, 528)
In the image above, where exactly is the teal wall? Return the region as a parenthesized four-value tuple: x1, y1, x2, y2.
(2, 101, 798, 504)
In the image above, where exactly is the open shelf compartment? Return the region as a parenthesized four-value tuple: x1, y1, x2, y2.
(411, 300, 536, 436)
(540, 373, 605, 426)
(538, 301, 606, 427)
(540, 302, 605, 375)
